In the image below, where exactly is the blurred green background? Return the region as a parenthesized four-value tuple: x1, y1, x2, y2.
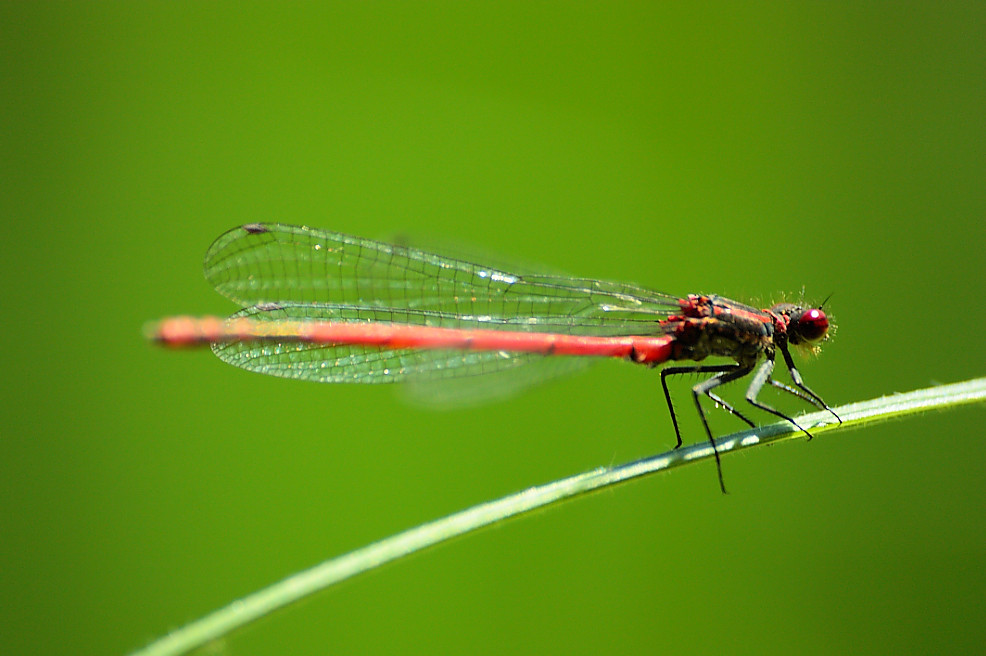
(3, 3, 984, 655)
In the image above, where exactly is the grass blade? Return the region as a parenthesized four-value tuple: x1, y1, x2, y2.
(130, 376, 986, 656)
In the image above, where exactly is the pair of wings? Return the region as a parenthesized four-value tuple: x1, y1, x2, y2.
(204, 223, 679, 398)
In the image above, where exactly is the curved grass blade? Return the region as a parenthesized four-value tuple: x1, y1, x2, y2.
(129, 377, 986, 656)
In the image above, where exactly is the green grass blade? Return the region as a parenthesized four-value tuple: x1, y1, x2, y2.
(130, 376, 986, 656)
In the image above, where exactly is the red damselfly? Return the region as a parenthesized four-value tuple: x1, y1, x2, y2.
(150, 223, 841, 491)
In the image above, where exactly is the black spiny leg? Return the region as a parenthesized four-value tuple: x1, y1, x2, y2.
(744, 356, 814, 439)
(777, 341, 843, 431)
(690, 365, 756, 494)
(661, 364, 753, 448)
(767, 378, 826, 408)
(662, 364, 757, 494)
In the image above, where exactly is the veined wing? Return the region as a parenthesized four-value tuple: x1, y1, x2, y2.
(203, 223, 679, 337)
(212, 302, 593, 391)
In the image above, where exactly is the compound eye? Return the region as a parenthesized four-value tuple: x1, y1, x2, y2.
(796, 308, 829, 342)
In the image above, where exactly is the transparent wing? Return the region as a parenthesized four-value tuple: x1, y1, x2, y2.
(212, 303, 593, 392)
(204, 223, 680, 337)
(204, 223, 681, 395)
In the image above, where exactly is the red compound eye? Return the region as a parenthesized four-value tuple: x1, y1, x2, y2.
(796, 308, 829, 342)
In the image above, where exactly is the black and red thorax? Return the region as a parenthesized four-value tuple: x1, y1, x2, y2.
(662, 295, 829, 368)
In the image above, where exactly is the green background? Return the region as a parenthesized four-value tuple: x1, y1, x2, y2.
(3, 3, 984, 654)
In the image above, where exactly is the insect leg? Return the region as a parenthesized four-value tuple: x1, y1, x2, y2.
(689, 364, 756, 494)
(777, 341, 842, 428)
